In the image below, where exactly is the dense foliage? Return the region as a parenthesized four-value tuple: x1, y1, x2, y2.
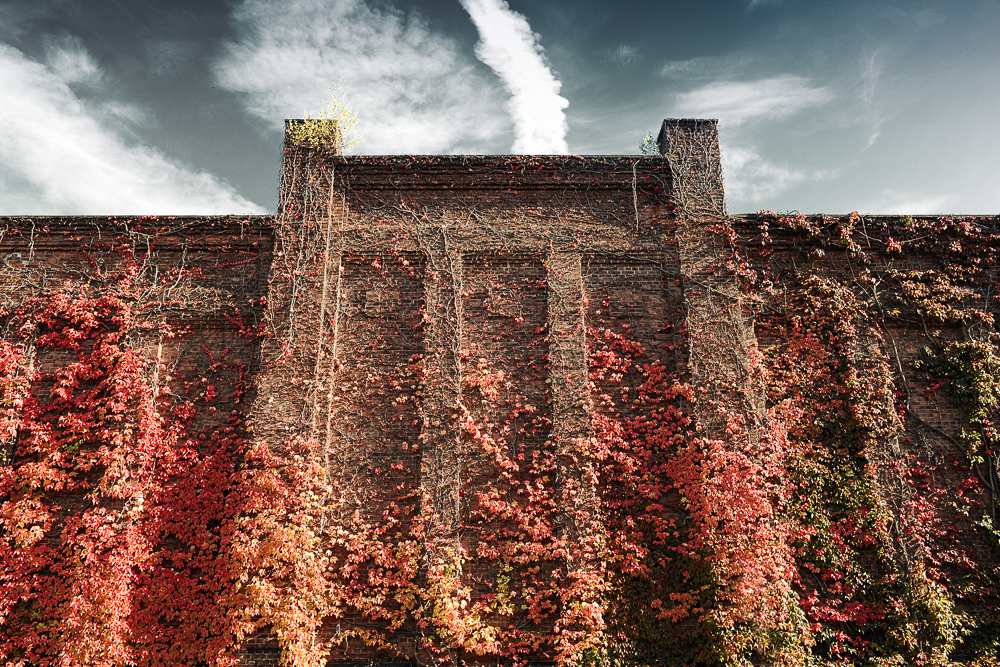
(1, 210, 998, 667)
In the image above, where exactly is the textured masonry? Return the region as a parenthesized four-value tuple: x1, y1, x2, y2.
(4, 118, 997, 666)
(239, 119, 754, 663)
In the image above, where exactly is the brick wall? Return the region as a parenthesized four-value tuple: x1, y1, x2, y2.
(733, 214, 1000, 654)
(249, 133, 687, 662)
(3, 121, 998, 665)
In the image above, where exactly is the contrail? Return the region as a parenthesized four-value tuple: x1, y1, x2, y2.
(459, 0, 569, 154)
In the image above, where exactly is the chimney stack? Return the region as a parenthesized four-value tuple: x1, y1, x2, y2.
(657, 118, 726, 219)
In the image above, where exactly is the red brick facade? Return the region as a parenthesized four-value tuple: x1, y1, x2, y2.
(1, 120, 997, 666)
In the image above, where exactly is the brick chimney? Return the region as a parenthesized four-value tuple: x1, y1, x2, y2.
(278, 119, 343, 219)
(657, 118, 726, 219)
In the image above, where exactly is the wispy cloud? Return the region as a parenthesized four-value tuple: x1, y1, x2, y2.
(0, 42, 263, 214)
(674, 75, 832, 126)
(459, 0, 568, 154)
(215, 0, 508, 155)
(606, 44, 640, 69)
(882, 6, 947, 31)
(43, 36, 101, 85)
(723, 145, 835, 206)
(661, 56, 722, 79)
(855, 51, 885, 149)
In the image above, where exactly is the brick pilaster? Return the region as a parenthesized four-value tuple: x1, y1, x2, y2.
(418, 230, 465, 566)
(546, 252, 599, 569)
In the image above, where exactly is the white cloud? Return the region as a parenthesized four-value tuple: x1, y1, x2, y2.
(674, 75, 832, 126)
(215, 0, 508, 155)
(459, 0, 568, 154)
(96, 100, 149, 127)
(0, 42, 264, 214)
(44, 36, 100, 85)
(723, 145, 835, 206)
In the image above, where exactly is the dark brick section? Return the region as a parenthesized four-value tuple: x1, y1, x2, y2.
(241, 631, 282, 667)
(335, 250, 425, 520)
(583, 252, 686, 379)
(462, 252, 551, 560)
(324, 155, 671, 192)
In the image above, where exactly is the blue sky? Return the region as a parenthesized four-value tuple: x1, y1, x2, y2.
(0, 0, 997, 214)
